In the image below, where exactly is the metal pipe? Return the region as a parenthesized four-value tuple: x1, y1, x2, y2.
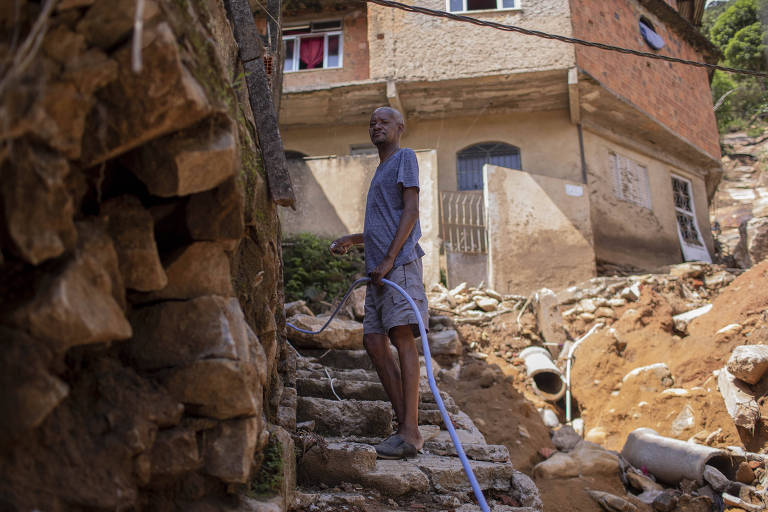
(519, 346, 566, 402)
(621, 428, 745, 485)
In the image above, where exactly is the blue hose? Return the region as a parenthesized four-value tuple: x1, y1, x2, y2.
(287, 277, 491, 512)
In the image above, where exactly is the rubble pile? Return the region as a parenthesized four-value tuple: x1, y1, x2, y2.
(713, 131, 768, 267)
(0, 1, 289, 510)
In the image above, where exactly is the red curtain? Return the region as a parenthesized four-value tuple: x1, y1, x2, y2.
(300, 37, 324, 69)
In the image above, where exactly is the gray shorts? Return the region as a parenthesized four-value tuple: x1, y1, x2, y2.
(363, 258, 429, 337)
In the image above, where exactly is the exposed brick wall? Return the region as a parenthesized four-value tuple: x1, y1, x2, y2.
(570, 0, 720, 160)
(273, 7, 370, 89)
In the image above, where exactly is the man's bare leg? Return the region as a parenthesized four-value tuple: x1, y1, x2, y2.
(389, 325, 423, 450)
(364, 333, 405, 425)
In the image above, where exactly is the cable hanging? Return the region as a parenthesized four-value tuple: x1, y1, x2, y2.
(363, 0, 768, 79)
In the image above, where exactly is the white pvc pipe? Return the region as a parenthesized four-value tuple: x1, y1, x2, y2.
(519, 346, 566, 402)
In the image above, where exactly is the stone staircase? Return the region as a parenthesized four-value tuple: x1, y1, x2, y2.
(289, 348, 543, 511)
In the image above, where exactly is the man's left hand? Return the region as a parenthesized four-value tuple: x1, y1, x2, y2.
(370, 257, 394, 286)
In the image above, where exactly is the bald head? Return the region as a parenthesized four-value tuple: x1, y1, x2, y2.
(372, 106, 404, 128)
(370, 107, 405, 148)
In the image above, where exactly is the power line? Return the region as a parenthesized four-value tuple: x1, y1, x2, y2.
(363, 0, 768, 79)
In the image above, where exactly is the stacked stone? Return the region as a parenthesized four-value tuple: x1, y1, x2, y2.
(0, 1, 290, 510)
(427, 281, 522, 325)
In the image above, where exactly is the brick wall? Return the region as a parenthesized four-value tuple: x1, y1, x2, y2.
(570, 0, 720, 160)
(275, 7, 370, 89)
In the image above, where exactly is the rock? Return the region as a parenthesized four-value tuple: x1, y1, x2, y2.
(533, 452, 579, 479)
(585, 427, 607, 445)
(510, 470, 543, 509)
(672, 304, 713, 333)
(735, 460, 756, 484)
(669, 262, 707, 279)
(296, 397, 393, 437)
(76, 0, 160, 49)
(651, 490, 678, 511)
(735, 217, 768, 267)
(717, 367, 760, 430)
(6, 222, 132, 351)
(82, 22, 212, 164)
(164, 359, 262, 420)
(186, 177, 244, 242)
(100, 195, 167, 292)
(702, 464, 731, 492)
(127, 296, 255, 370)
(571, 441, 620, 477)
(539, 408, 560, 429)
(534, 288, 567, 346)
(621, 283, 641, 301)
(424, 441, 510, 463)
(427, 329, 462, 357)
(486, 289, 503, 301)
(607, 298, 627, 307)
(670, 405, 695, 436)
(348, 286, 367, 320)
(127, 116, 236, 197)
(287, 314, 363, 350)
(0, 328, 69, 440)
(360, 460, 430, 496)
(0, 139, 77, 264)
(674, 494, 713, 512)
(621, 363, 673, 393)
(723, 492, 763, 512)
(580, 312, 596, 322)
(586, 490, 637, 512)
(298, 442, 376, 485)
(626, 470, 663, 493)
(704, 271, 735, 289)
(285, 300, 314, 317)
(204, 416, 262, 483)
(269, 426, 297, 505)
(727, 345, 768, 385)
(149, 428, 201, 478)
(579, 298, 598, 314)
(552, 425, 582, 452)
(458, 301, 478, 313)
(139, 242, 233, 300)
(595, 307, 616, 319)
(475, 296, 499, 312)
(415, 454, 514, 492)
(715, 323, 742, 343)
(449, 282, 468, 296)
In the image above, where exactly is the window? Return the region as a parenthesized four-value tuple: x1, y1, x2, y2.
(447, 0, 517, 12)
(456, 142, 521, 191)
(639, 16, 665, 50)
(283, 21, 342, 72)
(610, 152, 652, 210)
(671, 175, 710, 262)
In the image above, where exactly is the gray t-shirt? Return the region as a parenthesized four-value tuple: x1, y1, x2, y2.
(363, 148, 425, 274)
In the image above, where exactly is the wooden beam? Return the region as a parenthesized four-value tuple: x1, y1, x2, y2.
(224, 0, 295, 208)
(386, 80, 407, 123)
(568, 67, 580, 125)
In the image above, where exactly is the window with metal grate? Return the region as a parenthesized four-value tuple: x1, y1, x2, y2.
(456, 142, 521, 191)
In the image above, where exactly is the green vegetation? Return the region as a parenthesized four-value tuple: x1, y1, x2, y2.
(705, 0, 768, 132)
(283, 233, 366, 306)
(248, 436, 284, 497)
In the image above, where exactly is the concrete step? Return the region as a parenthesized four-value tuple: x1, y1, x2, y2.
(424, 440, 510, 463)
(299, 349, 375, 370)
(414, 454, 515, 493)
(296, 377, 389, 401)
(297, 367, 380, 383)
(297, 396, 393, 437)
(298, 441, 377, 486)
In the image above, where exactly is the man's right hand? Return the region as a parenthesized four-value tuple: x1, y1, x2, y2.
(329, 236, 352, 256)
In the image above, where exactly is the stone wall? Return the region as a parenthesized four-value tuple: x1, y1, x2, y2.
(0, 1, 292, 509)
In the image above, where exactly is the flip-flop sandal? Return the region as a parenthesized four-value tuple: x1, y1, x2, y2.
(375, 435, 418, 460)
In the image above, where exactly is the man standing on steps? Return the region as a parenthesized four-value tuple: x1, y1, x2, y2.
(329, 106, 429, 459)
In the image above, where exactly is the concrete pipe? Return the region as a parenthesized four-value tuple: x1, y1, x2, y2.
(519, 346, 566, 401)
(621, 428, 744, 485)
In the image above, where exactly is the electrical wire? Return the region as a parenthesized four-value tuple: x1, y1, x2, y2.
(362, 0, 768, 79)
